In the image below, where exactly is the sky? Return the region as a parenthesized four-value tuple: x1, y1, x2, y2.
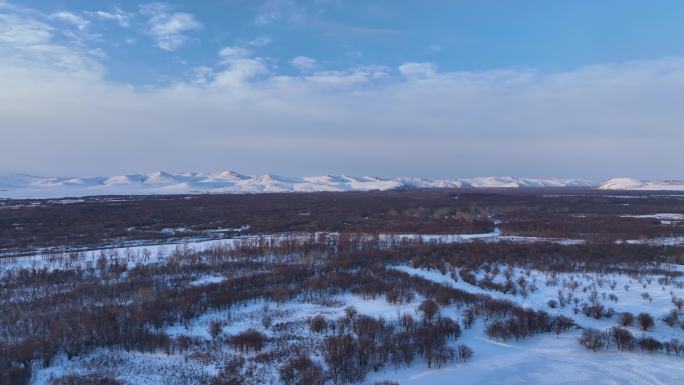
(1, 0, 683, 180)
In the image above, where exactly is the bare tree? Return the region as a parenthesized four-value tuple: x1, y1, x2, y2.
(578, 328, 606, 352)
(637, 313, 655, 331)
(279, 354, 324, 385)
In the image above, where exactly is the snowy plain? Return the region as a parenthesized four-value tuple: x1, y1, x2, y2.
(28, 263, 684, 385)
(31, 292, 684, 385)
(5, 231, 682, 385)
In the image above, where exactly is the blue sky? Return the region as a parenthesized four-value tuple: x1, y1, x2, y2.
(1, 0, 684, 179)
(15, 0, 684, 84)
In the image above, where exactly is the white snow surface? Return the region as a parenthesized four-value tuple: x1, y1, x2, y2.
(9, 230, 683, 385)
(621, 213, 684, 221)
(28, 263, 684, 385)
(0, 171, 596, 198)
(4, 172, 684, 198)
(391, 264, 684, 341)
(364, 328, 684, 385)
(600, 178, 684, 191)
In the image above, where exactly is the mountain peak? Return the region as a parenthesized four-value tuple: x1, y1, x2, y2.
(7, 171, 683, 199)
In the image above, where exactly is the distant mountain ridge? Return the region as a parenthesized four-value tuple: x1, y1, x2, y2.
(598, 178, 684, 191)
(0, 171, 680, 198)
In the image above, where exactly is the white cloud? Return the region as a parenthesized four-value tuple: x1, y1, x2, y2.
(244, 35, 271, 47)
(140, 3, 202, 51)
(302, 70, 369, 86)
(190, 65, 214, 84)
(298, 66, 388, 88)
(255, 11, 280, 26)
(0, 13, 52, 45)
(254, 0, 306, 26)
(219, 46, 251, 60)
(0, 0, 15, 10)
(214, 46, 268, 86)
(4, 55, 684, 178)
(291, 56, 317, 72)
(87, 9, 132, 28)
(398, 62, 437, 78)
(50, 11, 89, 31)
(0, 13, 101, 74)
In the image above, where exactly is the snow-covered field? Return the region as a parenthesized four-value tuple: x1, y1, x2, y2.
(370, 264, 684, 384)
(31, 290, 684, 385)
(365, 329, 684, 385)
(6, 240, 682, 385)
(392, 264, 684, 342)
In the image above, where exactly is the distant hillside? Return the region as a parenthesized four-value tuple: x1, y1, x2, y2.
(599, 178, 684, 191)
(0, 171, 598, 198)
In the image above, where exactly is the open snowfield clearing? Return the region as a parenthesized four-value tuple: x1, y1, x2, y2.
(365, 329, 684, 385)
(621, 214, 684, 221)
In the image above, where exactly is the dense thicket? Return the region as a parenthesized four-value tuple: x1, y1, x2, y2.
(3, 188, 683, 253)
(2, 234, 638, 384)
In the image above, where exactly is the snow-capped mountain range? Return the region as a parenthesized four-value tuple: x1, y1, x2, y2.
(597, 178, 684, 191)
(0, 172, 681, 199)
